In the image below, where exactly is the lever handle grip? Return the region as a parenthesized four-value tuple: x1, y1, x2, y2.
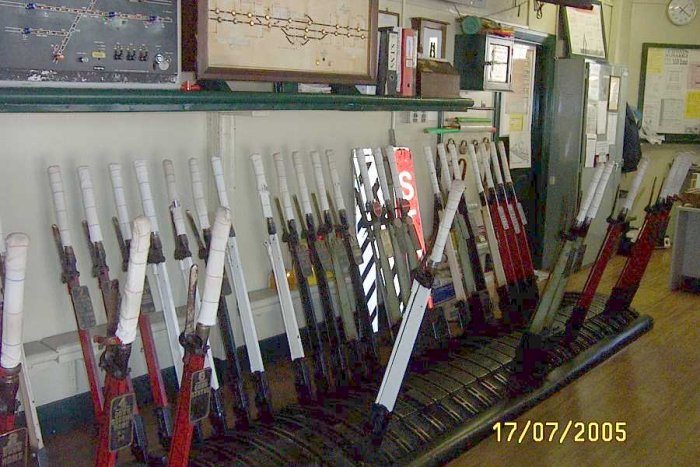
(115, 216, 151, 345)
(251, 154, 273, 219)
(190, 158, 211, 230)
(385, 146, 403, 201)
(273, 153, 296, 223)
(48, 165, 73, 247)
(622, 158, 649, 213)
(497, 141, 513, 184)
(447, 143, 460, 180)
(436, 144, 451, 194)
(576, 161, 606, 224)
(423, 146, 441, 196)
(77, 166, 104, 243)
(163, 159, 178, 204)
(587, 161, 615, 221)
(311, 151, 329, 213)
(356, 148, 374, 205)
(198, 207, 231, 327)
(489, 142, 504, 185)
(467, 143, 485, 195)
(134, 160, 160, 234)
(292, 151, 313, 216)
(430, 181, 465, 264)
(109, 163, 132, 241)
(373, 148, 391, 204)
(1, 233, 30, 369)
(479, 143, 496, 190)
(163, 160, 187, 237)
(327, 151, 346, 212)
(667, 154, 693, 199)
(212, 156, 231, 209)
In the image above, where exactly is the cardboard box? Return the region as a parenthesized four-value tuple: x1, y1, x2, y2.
(416, 59, 460, 98)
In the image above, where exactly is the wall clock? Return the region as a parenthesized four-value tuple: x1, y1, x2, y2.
(667, 0, 697, 26)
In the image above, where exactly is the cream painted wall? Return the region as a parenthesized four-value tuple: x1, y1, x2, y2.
(0, 112, 208, 342)
(624, 0, 700, 109)
(614, 0, 700, 224)
(384, 0, 558, 34)
(0, 0, 561, 406)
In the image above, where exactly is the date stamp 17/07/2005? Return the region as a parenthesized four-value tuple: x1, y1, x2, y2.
(492, 421, 627, 444)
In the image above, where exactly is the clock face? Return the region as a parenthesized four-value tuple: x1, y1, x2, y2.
(668, 0, 697, 25)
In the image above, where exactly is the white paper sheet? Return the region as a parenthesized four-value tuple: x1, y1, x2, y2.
(566, 6, 606, 59)
(500, 44, 535, 168)
(640, 47, 700, 135)
(659, 98, 685, 132)
(588, 63, 601, 99)
(509, 131, 532, 169)
(585, 135, 597, 168)
(586, 103, 598, 136)
(596, 103, 608, 135)
(595, 140, 609, 158)
(607, 114, 618, 141)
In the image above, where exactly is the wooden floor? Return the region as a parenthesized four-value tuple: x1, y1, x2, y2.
(45, 251, 700, 466)
(449, 250, 700, 467)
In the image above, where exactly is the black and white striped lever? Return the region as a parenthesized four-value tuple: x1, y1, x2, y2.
(373, 147, 411, 307)
(326, 151, 379, 369)
(355, 148, 402, 330)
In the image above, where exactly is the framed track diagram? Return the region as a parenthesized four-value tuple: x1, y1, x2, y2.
(197, 0, 378, 83)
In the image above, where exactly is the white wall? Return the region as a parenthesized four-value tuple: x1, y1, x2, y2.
(0, 109, 482, 405)
(0, 112, 208, 342)
(0, 0, 560, 406)
(615, 0, 700, 223)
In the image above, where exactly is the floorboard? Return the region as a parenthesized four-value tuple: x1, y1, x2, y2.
(448, 250, 700, 467)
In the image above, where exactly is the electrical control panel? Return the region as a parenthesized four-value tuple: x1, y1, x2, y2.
(0, 1, 180, 87)
(454, 34, 514, 92)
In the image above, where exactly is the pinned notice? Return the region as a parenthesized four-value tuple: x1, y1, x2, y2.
(596, 103, 608, 135)
(509, 114, 524, 132)
(585, 135, 597, 168)
(685, 91, 700, 120)
(607, 114, 618, 141)
(647, 48, 664, 74)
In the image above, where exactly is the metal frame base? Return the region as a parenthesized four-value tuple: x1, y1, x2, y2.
(189, 293, 652, 466)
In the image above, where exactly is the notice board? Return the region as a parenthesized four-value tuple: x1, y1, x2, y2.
(639, 43, 700, 143)
(499, 42, 536, 169)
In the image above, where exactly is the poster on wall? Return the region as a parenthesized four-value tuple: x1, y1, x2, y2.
(563, 3, 607, 60)
(198, 0, 378, 83)
(640, 44, 700, 141)
(499, 43, 535, 169)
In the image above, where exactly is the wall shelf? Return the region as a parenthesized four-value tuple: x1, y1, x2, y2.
(0, 88, 475, 113)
